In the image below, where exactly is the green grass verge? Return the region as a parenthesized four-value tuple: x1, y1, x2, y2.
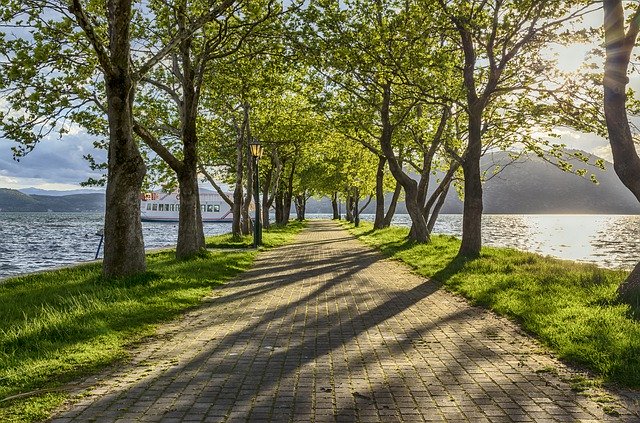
(343, 221, 640, 388)
(0, 221, 304, 422)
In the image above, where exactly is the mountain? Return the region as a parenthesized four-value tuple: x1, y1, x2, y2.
(0, 189, 105, 212)
(3, 150, 639, 214)
(477, 151, 640, 214)
(18, 187, 105, 196)
(305, 151, 640, 215)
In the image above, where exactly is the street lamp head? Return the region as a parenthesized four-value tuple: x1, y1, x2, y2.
(249, 140, 264, 159)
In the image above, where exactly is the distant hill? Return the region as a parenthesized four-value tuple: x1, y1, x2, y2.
(3, 150, 639, 214)
(0, 189, 105, 212)
(18, 187, 105, 196)
(306, 151, 640, 215)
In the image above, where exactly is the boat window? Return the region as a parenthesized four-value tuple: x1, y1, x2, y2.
(147, 204, 152, 211)
(165, 204, 170, 211)
(152, 204, 158, 211)
(159, 204, 164, 211)
(176, 205, 180, 211)
(207, 204, 213, 212)
(214, 204, 220, 212)
(170, 204, 174, 212)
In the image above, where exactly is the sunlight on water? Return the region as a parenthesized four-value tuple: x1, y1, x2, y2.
(327, 213, 639, 270)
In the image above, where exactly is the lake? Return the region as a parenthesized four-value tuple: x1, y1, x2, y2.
(318, 213, 640, 270)
(0, 212, 231, 279)
(0, 212, 638, 279)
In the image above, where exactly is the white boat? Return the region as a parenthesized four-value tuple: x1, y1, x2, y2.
(140, 190, 232, 222)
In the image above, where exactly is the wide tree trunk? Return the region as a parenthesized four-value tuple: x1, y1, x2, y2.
(102, 14, 146, 278)
(458, 110, 483, 258)
(331, 192, 340, 219)
(603, 0, 640, 298)
(103, 81, 147, 278)
(176, 167, 205, 258)
(373, 156, 386, 229)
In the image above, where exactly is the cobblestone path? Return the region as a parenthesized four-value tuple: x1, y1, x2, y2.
(50, 220, 640, 422)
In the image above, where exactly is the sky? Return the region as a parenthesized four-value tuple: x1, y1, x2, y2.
(0, 5, 620, 192)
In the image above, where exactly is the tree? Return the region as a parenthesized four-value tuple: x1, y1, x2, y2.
(134, 1, 276, 258)
(602, 0, 640, 299)
(296, 0, 457, 242)
(434, 0, 592, 257)
(0, 0, 234, 276)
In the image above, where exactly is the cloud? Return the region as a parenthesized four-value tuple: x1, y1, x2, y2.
(0, 132, 106, 189)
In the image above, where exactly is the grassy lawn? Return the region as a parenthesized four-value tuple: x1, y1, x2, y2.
(342, 221, 640, 389)
(0, 221, 304, 423)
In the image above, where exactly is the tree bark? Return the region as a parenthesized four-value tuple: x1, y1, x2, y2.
(101, 0, 147, 278)
(383, 181, 401, 228)
(262, 166, 273, 230)
(345, 194, 354, 222)
(275, 188, 284, 225)
(427, 181, 451, 234)
(378, 83, 429, 242)
(242, 152, 253, 235)
(331, 192, 340, 219)
(373, 156, 387, 229)
(458, 108, 483, 258)
(282, 160, 295, 225)
(103, 75, 147, 278)
(294, 193, 306, 221)
(603, 0, 640, 298)
(176, 166, 205, 258)
(232, 131, 244, 239)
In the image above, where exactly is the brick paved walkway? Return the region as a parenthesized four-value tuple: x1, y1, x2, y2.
(50, 220, 640, 422)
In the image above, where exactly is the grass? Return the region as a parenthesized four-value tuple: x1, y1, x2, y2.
(0, 221, 304, 422)
(342, 221, 640, 389)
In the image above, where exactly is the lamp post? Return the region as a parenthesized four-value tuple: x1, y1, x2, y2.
(249, 140, 264, 247)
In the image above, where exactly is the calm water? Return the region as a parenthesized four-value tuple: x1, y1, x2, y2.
(309, 213, 640, 270)
(1, 212, 639, 279)
(0, 212, 231, 279)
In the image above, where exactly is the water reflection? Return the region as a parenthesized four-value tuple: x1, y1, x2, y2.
(351, 214, 640, 270)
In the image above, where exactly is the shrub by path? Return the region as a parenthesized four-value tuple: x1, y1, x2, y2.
(50, 220, 640, 422)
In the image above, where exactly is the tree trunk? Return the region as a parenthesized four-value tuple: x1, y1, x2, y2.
(102, 13, 147, 278)
(378, 83, 429, 242)
(176, 167, 205, 258)
(261, 167, 273, 229)
(294, 194, 306, 221)
(232, 136, 244, 239)
(383, 181, 401, 228)
(373, 156, 386, 229)
(241, 156, 252, 235)
(275, 188, 284, 225)
(458, 109, 483, 258)
(603, 0, 640, 298)
(331, 192, 340, 219)
(282, 161, 295, 225)
(345, 194, 354, 222)
(427, 181, 451, 234)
